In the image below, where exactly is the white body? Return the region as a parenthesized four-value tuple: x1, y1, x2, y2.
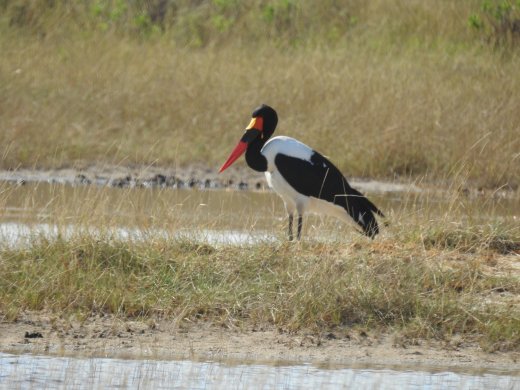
(261, 136, 352, 224)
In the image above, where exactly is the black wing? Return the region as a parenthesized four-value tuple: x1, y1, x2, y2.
(275, 152, 384, 238)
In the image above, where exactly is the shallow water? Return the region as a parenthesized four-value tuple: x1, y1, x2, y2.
(0, 182, 518, 246)
(0, 182, 282, 245)
(0, 221, 274, 247)
(0, 352, 519, 390)
(0, 182, 281, 230)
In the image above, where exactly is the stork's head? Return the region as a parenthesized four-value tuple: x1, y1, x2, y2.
(218, 104, 278, 173)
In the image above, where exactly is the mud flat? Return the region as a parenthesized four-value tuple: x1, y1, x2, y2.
(0, 164, 421, 194)
(1, 312, 519, 371)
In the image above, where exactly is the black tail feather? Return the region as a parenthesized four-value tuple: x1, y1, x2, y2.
(335, 191, 383, 238)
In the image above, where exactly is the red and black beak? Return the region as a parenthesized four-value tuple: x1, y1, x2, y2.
(218, 116, 263, 173)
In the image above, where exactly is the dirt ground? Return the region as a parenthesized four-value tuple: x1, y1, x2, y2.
(0, 163, 420, 194)
(1, 311, 518, 371)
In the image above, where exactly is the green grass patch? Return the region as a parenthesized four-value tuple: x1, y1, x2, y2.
(1, 230, 518, 352)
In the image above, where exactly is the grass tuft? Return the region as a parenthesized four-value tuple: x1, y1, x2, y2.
(1, 229, 518, 351)
(421, 226, 520, 254)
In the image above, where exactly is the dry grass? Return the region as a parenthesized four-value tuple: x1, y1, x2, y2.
(0, 229, 518, 352)
(0, 179, 518, 352)
(0, 1, 519, 189)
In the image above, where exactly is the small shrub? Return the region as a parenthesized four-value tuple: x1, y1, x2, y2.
(470, 0, 520, 47)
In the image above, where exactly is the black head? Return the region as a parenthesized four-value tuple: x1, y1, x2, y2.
(219, 104, 278, 173)
(251, 104, 278, 139)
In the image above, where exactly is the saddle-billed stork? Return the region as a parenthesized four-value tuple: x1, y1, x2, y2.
(219, 104, 385, 240)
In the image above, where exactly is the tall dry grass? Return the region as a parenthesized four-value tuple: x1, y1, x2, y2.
(0, 0, 519, 189)
(0, 173, 518, 350)
(1, 228, 518, 351)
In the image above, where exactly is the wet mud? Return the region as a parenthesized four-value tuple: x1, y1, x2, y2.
(0, 164, 421, 193)
(1, 311, 519, 370)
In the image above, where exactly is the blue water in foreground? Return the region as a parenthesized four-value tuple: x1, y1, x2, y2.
(1, 352, 519, 390)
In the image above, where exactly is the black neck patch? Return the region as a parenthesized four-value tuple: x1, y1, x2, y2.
(245, 137, 268, 172)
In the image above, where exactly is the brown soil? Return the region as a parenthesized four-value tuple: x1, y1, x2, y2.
(1, 312, 518, 370)
(0, 163, 420, 193)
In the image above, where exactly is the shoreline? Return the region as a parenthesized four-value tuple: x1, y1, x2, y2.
(0, 163, 500, 196)
(1, 313, 519, 372)
(0, 164, 421, 194)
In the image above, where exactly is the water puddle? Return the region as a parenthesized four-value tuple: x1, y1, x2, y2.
(0, 222, 274, 247)
(0, 352, 518, 389)
(0, 182, 284, 246)
(0, 181, 518, 247)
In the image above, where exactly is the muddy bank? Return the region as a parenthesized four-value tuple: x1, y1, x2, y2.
(0, 164, 420, 193)
(1, 312, 518, 370)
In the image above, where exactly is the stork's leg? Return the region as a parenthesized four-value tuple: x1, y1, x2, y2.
(288, 214, 294, 241)
(297, 214, 303, 240)
(284, 201, 297, 241)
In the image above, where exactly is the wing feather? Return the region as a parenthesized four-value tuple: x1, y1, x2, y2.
(274, 152, 384, 238)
